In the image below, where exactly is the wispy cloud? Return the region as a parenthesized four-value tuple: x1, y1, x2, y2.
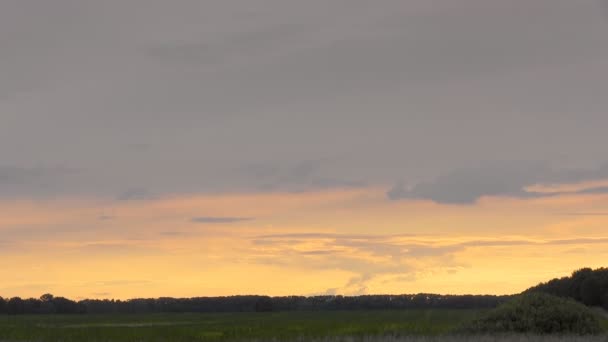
(91, 292, 111, 297)
(98, 215, 114, 221)
(191, 217, 253, 224)
(159, 231, 189, 236)
(250, 233, 608, 294)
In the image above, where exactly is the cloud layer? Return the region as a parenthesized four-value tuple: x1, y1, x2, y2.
(388, 162, 608, 204)
(1, 1, 607, 198)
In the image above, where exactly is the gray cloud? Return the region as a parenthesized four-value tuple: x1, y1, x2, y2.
(191, 217, 253, 224)
(0, 1, 607, 199)
(388, 162, 608, 204)
(0, 165, 80, 197)
(116, 188, 157, 201)
(236, 160, 365, 192)
(575, 186, 608, 195)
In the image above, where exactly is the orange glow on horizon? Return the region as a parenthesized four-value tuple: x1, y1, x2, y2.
(1, 186, 608, 299)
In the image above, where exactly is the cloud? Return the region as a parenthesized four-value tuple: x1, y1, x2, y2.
(0, 240, 13, 251)
(191, 217, 253, 224)
(1, 1, 608, 199)
(77, 243, 162, 256)
(250, 233, 608, 294)
(250, 233, 459, 294)
(559, 212, 608, 216)
(545, 238, 608, 246)
(575, 186, 608, 195)
(388, 162, 608, 204)
(116, 188, 157, 201)
(91, 292, 111, 297)
(0, 165, 80, 197)
(159, 231, 185, 236)
(85, 280, 152, 287)
(255, 233, 402, 240)
(236, 160, 365, 193)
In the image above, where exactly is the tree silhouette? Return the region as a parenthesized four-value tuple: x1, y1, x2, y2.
(527, 267, 608, 308)
(254, 296, 274, 312)
(7, 297, 25, 315)
(0, 293, 509, 314)
(40, 293, 56, 314)
(581, 277, 602, 306)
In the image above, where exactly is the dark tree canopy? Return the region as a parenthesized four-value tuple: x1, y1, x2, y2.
(526, 267, 608, 309)
(7, 297, 25, 315)
(0, 293, 510, 315)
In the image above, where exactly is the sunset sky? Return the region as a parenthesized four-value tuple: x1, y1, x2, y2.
(2, 0, 608, 300)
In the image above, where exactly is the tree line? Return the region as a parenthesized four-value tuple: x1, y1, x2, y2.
(0, 293, 510, 315)
(3, 267, 606, 315)
(525, 267, 608, 309)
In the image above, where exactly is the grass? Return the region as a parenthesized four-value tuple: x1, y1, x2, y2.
(0, 310, 481, 342)
(0, 309, 606, 342)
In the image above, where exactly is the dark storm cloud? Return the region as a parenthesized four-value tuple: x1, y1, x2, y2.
(388, 162, 608, 204)
(1, 0, 607, 199)
(191, 217, 253, 224)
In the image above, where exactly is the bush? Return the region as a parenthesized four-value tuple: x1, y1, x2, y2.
(457, 293, 602, 335)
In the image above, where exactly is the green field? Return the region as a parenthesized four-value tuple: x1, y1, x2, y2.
(1, 309, 606, 342)
(0, 310, 483, 342)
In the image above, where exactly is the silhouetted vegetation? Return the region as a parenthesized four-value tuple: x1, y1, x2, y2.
(526, 267, 608, 309)
(458, 293, 603, 335)
(0, 293, 509, 315)
(3, 267, 608, 319)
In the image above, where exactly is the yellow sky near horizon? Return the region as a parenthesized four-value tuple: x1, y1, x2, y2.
(1, 185, 608, 300)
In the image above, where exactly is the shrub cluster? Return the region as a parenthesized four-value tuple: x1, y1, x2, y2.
(458, 293, 602, 335)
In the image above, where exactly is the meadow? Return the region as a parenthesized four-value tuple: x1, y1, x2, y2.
(0, 310, 483, 342)
(1, 309, 606, 342)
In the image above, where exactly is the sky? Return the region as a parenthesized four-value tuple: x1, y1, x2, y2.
(1, 0, 608, 299)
